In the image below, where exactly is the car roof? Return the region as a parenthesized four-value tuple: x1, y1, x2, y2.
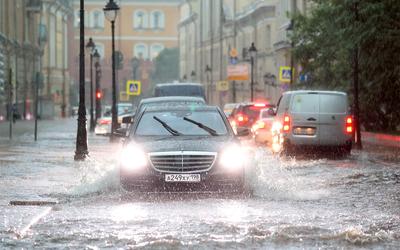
(143, 105, 220, 113)
(140, 96, 206, 104)
(283, 90, 347, 96)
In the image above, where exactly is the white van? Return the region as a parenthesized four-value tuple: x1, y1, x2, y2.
(274, 90, 353, 154)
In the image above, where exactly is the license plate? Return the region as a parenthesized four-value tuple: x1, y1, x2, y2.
(165, 174, 201, 183)
(293, 127, 316, 135)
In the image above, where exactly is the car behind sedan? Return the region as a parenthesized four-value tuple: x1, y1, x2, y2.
(119, 106, 251, 193)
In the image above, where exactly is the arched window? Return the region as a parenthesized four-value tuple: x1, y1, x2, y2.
(133, 10, 148, 29)
(91, 10, 104, 28)
(151, 11, 165, 29)
(150, 44, 164, 60)
(134, 44, 148, 59)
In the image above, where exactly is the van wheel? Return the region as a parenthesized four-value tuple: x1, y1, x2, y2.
(340, 144, 352, 156)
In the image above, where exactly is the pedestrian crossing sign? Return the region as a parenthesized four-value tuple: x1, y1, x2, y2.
(279, 66, 294, 83)
(126, 80, 141, 96)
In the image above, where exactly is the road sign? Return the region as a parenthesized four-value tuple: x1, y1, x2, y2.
(230, 57, 238, 65)
(216, 81, 229, 92)
(227, 64, 249, 81)
(279, 66, 294, 83)
(126, 80, 141, 96)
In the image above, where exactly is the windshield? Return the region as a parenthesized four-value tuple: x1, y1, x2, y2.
(135, 110, 228, 136)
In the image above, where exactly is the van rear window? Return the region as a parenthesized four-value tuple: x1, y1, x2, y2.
(291, 94, 319, 113)
(319, 94, 347, 113)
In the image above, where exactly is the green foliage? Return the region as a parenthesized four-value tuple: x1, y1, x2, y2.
(292, 0, 400, 132)
(151, 48, 180, 85)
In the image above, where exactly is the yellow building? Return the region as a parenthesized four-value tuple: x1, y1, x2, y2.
(0, 0, 72, 119)
(72, 0, 181, 104)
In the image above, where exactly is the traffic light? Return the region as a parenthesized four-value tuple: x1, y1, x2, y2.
(96, 91, 102, 99)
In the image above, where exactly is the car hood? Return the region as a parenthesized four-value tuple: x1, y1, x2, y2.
(131, 136, 238, 153)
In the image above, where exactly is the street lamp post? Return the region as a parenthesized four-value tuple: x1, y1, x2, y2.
(205, 65, 211, 102)
(93, 50, 101, 122)
(249, 43, 257, 102)
(85, 37, 95, 132)
(104, 0, 120, 142)
(75, 0, 89, 160)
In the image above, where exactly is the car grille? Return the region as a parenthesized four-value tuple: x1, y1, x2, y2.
(149, 151, 217, 173)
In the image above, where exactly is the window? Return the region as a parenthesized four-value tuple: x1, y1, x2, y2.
(134, 10, 148, 29)
(150, 44, 164, 59)
(134, 44, 148, 59)
(91, 10, 104, 28)
(151, 11, 165, 29)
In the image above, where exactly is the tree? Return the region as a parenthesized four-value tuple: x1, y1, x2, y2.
(292, 0, 400, 137)
(151, 48, 180, 85)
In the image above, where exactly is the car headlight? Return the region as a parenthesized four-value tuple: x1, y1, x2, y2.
(120, 144, 147, 171)
(219, 145, 246, 170)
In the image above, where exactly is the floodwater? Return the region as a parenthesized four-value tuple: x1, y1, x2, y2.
(0, 119, 399, 249)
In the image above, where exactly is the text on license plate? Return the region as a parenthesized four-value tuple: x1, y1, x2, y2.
(165, 174, 201, 183)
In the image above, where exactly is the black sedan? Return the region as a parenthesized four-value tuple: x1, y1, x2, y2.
(119, 106, 251, 193)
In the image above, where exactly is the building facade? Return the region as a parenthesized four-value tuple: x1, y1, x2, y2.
(0, 0, 73, 120)
(71, 0, 181, 107)
(179, 0, 309, 106)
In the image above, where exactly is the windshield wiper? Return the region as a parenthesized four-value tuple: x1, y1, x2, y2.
(183, 117, 219, 136)
(153, 116, 182, 136)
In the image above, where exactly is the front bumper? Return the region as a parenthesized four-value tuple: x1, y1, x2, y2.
(120, 165, 244, 192)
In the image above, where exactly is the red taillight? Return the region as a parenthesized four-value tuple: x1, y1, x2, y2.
(346, 116, 353, 134)
(99, 119, 111, 125)
(236, 113, 248, 125)
(283, 115, 290, 132)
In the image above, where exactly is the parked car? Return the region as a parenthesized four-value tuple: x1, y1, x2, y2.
(251, 106, 276, 144)
(118, 105, 251, 193)
(153, 83, 206, 101)
(272, 90, 353, 155)
(95, 104, 136, 135)
(229, 102, 275, 135)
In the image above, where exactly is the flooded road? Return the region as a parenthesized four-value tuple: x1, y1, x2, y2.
(0, 119, 399, 249)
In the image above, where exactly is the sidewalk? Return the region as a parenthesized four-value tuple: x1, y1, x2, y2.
(362, 131, 400, 148)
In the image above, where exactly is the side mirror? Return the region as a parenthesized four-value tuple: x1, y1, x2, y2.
(114, 127, 128, 138)
(267, 108, 276, 117)
(236, 127, 250, 137)
(122, 115, 134, 124)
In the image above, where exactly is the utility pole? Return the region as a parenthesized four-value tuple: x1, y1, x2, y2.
(353, 1, 362, 149)
(232, 0, 237, 102)
(219, 0, 224, 107)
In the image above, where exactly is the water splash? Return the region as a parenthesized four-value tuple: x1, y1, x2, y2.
(249, 147, 330, 200)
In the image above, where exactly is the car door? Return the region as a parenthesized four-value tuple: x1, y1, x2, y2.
(289, 93, 320, 145)
(318, 93, 348, 145)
